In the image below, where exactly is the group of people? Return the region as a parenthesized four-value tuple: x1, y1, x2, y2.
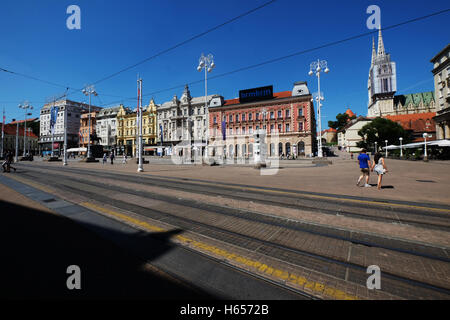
(356, 149, 388, 190)
(102, 153, 130, 165)
(1, 151, 16, 173)
(102, 153, 115, 165)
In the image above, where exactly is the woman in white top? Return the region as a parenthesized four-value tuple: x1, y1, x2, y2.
(371, 152, 388, 190)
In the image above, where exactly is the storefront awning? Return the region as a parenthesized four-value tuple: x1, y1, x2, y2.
(67, 147, 87, 152)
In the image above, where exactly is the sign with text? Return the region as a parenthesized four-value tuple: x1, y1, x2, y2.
(239, 85, 273, 103)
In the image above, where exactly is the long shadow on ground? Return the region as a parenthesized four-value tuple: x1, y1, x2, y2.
(0, 200, 216, 300)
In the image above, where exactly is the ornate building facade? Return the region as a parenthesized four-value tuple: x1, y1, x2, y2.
(116, 100, 158, 156)
(209, 82, 316, 158)
(431, 44, 450, 139)
(157, 85, 215, 157)
(95, 105, 121, 152)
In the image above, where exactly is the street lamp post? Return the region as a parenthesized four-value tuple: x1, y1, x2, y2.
(374, 141, 378, 153)
(18, 102, 33, 157)
(63, 104, 68, 166)
(423, 133, 430, 161)
(197, 53, 215, 160)
(399, 137, 403, 158)
(82, 85, 97, 159)
(12, 119, 19, 162)
(137, 78, 143, 172)
(308, 59, 329, 158)
(385, 140, 388, 158)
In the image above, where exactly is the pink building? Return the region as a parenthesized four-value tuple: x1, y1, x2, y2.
(209, 82, 317, 158)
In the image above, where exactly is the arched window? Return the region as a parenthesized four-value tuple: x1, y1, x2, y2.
(298, 141, 305, 156)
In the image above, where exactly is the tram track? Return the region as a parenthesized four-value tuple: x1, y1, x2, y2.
(16, 167, 450, 299)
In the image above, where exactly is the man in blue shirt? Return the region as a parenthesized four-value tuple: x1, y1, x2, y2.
(356, 149, 372, 187)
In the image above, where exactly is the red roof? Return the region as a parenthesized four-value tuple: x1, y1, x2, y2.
(9, 118, 39, 124)
(2, 124, 38, 138)
(224, 91, 292, 106)
(345, 108, 356, 118)
(385, 112, 436, 133)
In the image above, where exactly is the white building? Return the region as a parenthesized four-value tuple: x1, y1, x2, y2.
(431, 44, 450, 139)
(337, 117, 373, 152)
(39, 99, 101, 155)
(157, 84, 216, 156)
(95, 105, 121, 152)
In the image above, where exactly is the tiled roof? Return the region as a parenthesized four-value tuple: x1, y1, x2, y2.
(394, 91, 435, 108)
(385, 112, 436, 133)
(224, 91, 292, 106)
(2, 124, 38, 138)
(345, 108, 356, 117)
(9, 118, 39, 124)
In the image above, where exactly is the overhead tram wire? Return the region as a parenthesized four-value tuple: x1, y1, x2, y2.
(89, 0, 277, 86)
(95, 7, 450, 108)
(60, 0, 277, 100)
(0, 67, 135, 104)
(2, 7, 448, 108)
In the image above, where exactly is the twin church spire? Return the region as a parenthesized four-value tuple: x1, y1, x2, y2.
(370, 27, 386, 67)
(367, 25, 397, 117)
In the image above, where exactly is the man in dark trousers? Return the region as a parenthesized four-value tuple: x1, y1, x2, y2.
(356, 149, 371, 187)
(2, 151, 16, 173)
(110, 152, 115, 165)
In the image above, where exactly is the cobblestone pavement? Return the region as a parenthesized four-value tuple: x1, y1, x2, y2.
(2, 159, 449, 300)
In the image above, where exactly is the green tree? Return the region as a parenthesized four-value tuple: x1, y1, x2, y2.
(328, 113, 356, 131)
(356, 117, 412, 151)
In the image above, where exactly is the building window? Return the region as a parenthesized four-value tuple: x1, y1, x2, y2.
(286, 109, 290, 118)
(285, 123, 290, 132)
(256, 125, 259, 130)
(298, 122, 303, 131)
(270, 111, 274, 119)
(229, 115, 233, 123)
(213, 116, 217, 124)
(270, 124, 274, 133)
(256, 113, 259, 120)
(242, 113, 246, 121)
(249, 126, 253, 134)
(278, 110, 282, 118)
(298, 108, 303, 116)
(242, 127, 246, 134)
(249, 113, 253, 121)
(278, 124, 282, 132)
(236, 114, 239, 122)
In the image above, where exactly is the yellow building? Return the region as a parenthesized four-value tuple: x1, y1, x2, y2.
(116, 99, 157, 156)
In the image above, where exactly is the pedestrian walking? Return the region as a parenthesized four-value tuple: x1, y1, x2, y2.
(2, 150, 9, 172)
(122, 154, 127, 164)
(371, 152, 388, 190)
(102, 153, 107, 165)
(110, 152, 115, 165)
(356, 149, 372, 187)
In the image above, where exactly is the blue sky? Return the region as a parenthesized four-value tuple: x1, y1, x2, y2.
(0, 0, 448, 126)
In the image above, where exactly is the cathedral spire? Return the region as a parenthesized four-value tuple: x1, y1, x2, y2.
(377, 26, 385, 56)
(371, 37, 376, 67)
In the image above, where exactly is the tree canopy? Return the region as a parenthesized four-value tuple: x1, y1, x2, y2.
(328, 113, 356, 131)
(356, 117, 412, 151)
